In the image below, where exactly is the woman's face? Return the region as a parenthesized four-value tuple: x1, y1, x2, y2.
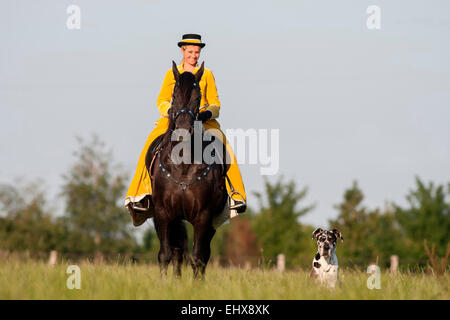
(181, 45, 201, 66)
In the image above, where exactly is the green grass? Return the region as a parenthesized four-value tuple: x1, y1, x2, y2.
(0, 260, 448, 299)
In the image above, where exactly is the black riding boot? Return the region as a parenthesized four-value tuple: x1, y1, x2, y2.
(127, 195, 155, 227)
(229, 199, 247, 214)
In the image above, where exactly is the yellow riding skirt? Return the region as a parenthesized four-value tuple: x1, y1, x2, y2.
(124, 117, 246, 207)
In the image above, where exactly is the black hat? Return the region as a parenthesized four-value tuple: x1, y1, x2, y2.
(177, 34, 206, 48)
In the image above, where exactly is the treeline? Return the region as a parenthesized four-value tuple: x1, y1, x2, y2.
(191, 175, 448, 269)
(0, 136, 449, 269)
(0, 136, 138, 256)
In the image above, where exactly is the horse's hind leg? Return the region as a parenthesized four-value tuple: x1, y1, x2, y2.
(169, 219, 188, 278)
(191, 220, 216, 279)
(154, 217, 171, 276)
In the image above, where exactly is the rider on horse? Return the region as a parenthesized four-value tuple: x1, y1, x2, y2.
(125, 34, 247, 226)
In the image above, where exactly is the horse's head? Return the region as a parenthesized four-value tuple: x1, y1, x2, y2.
(169, 60, 204, 134)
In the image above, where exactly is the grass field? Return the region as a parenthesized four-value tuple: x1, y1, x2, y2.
(0, 260, 448, 300)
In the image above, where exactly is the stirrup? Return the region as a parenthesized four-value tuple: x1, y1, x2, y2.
(132, 205, 149, 212)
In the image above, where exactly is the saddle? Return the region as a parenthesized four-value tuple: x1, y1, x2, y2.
(143, 131, 245, 228)
(145, 132, 230, 180)
(145, 134, 165, 179)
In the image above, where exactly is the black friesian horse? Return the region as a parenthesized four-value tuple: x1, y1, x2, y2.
(146, 61, 229, 278)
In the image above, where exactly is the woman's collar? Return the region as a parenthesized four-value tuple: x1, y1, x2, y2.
(179, 61, 199, 73)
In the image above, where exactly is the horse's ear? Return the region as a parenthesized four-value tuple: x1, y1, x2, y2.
(172, 60, 180, 82)
(194, 61, 205, 83)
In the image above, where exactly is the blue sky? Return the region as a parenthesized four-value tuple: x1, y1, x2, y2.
(1, 0, 449, 229)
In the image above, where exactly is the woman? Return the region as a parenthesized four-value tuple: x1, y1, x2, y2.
(125, 34, 246, 226)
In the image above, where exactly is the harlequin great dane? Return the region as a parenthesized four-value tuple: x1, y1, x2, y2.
(310, 228, 344, 288)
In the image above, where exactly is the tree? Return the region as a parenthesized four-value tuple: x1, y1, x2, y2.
(251, 176, 315, 265)
(329, 181, 404, 266)
(394, 176, 450, 259)
(61, 135, 137, 254)
(142, 227, 157, 252)
(225, 213, 259, 266)
(0, 180, 66, 253)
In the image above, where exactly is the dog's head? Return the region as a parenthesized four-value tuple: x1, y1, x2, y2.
(311, 228, 343, 257)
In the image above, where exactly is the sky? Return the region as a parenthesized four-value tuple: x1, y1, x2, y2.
(1, 0, 449, 230)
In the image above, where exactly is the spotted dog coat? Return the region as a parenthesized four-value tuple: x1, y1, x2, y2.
(310, 228, 344, 289)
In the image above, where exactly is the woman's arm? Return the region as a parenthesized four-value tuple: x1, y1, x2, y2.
(156, 69, 175, 117)
(204, 69, 221, 119)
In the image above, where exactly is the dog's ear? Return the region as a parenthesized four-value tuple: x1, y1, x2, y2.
(332, 228, 344, 242)
(312, 228, 324, 240)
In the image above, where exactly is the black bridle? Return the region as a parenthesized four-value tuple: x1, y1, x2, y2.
(174, 108, 197, 122)
(171, 80, 201, 124)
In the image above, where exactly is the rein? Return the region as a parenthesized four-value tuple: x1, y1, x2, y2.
(160, 78, 206, 216)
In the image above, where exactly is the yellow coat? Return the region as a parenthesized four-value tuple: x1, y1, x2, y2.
(156, 63, 221, 119)
(124, 62, 246, 208)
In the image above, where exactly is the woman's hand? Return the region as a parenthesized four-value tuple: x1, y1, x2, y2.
(196, 110, 212, 122)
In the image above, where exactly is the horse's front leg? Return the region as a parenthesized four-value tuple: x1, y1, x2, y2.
(191, 217, 216, 279)
(169, 219, 188, 278)
(153, 216, 171, 277)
